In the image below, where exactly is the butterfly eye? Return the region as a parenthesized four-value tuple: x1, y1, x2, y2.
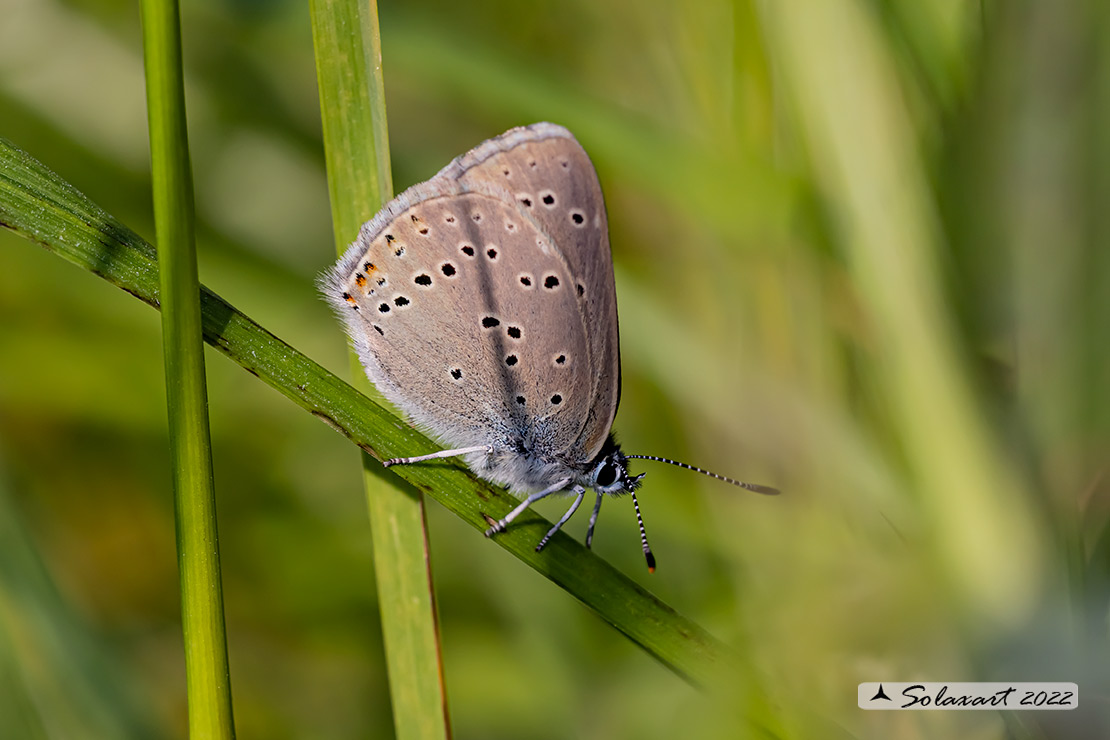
(595, 463, 618, 488)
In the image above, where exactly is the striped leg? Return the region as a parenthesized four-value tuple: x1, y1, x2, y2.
(584, 490, 604, 548)
(383, 445, 492, 467)
(535, 486, 586, 552)
(484, 478, 572, 538)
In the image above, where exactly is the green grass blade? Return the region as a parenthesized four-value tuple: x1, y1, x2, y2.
(310, 1, 451, 737)
(0, 137, 776, 718)
(312, 0, 392, 235)
(762, 0, 1045, 625)
(139, 0, 235, 736)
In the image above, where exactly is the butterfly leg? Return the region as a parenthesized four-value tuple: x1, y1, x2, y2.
(383, 445, 492, 467)
(484, 477, 571, 538)
(584, 490, 604, 549)
(535, 486, 586, 552)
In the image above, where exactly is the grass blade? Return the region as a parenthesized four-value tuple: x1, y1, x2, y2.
(763, 0, 1044, 624)
(139, 0, 235, 736)
(310, 1, 451, 737)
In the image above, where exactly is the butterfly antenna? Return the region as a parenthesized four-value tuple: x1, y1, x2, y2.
(629, 490, 656, 573)
(626, 455, 780, 495)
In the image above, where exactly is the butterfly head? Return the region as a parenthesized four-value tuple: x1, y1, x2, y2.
(586, 444, 644, 495)
(582, 439, 654, 570)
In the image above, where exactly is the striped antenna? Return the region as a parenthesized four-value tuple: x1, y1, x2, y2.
(629, 489, 655, 573)
(626, 455, 780, 495)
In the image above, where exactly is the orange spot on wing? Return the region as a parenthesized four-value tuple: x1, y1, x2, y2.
(354, 274, 367, 287)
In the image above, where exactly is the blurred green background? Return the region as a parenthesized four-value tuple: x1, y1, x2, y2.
(2, 0, 1109, 738)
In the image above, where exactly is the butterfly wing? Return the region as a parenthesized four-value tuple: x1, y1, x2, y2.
(444, 123, 621, 464)
(321, 124, 617, 474)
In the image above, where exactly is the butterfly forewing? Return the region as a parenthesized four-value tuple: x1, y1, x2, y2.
(325, 187, 593, 464)
(445, 124, 621, 464)
(324, 123, 621, 478)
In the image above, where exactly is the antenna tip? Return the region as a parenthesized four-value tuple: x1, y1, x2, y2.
(645, 552, 656, 573)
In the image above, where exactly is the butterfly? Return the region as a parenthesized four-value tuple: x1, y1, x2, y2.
(322, 123, 778, 570)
